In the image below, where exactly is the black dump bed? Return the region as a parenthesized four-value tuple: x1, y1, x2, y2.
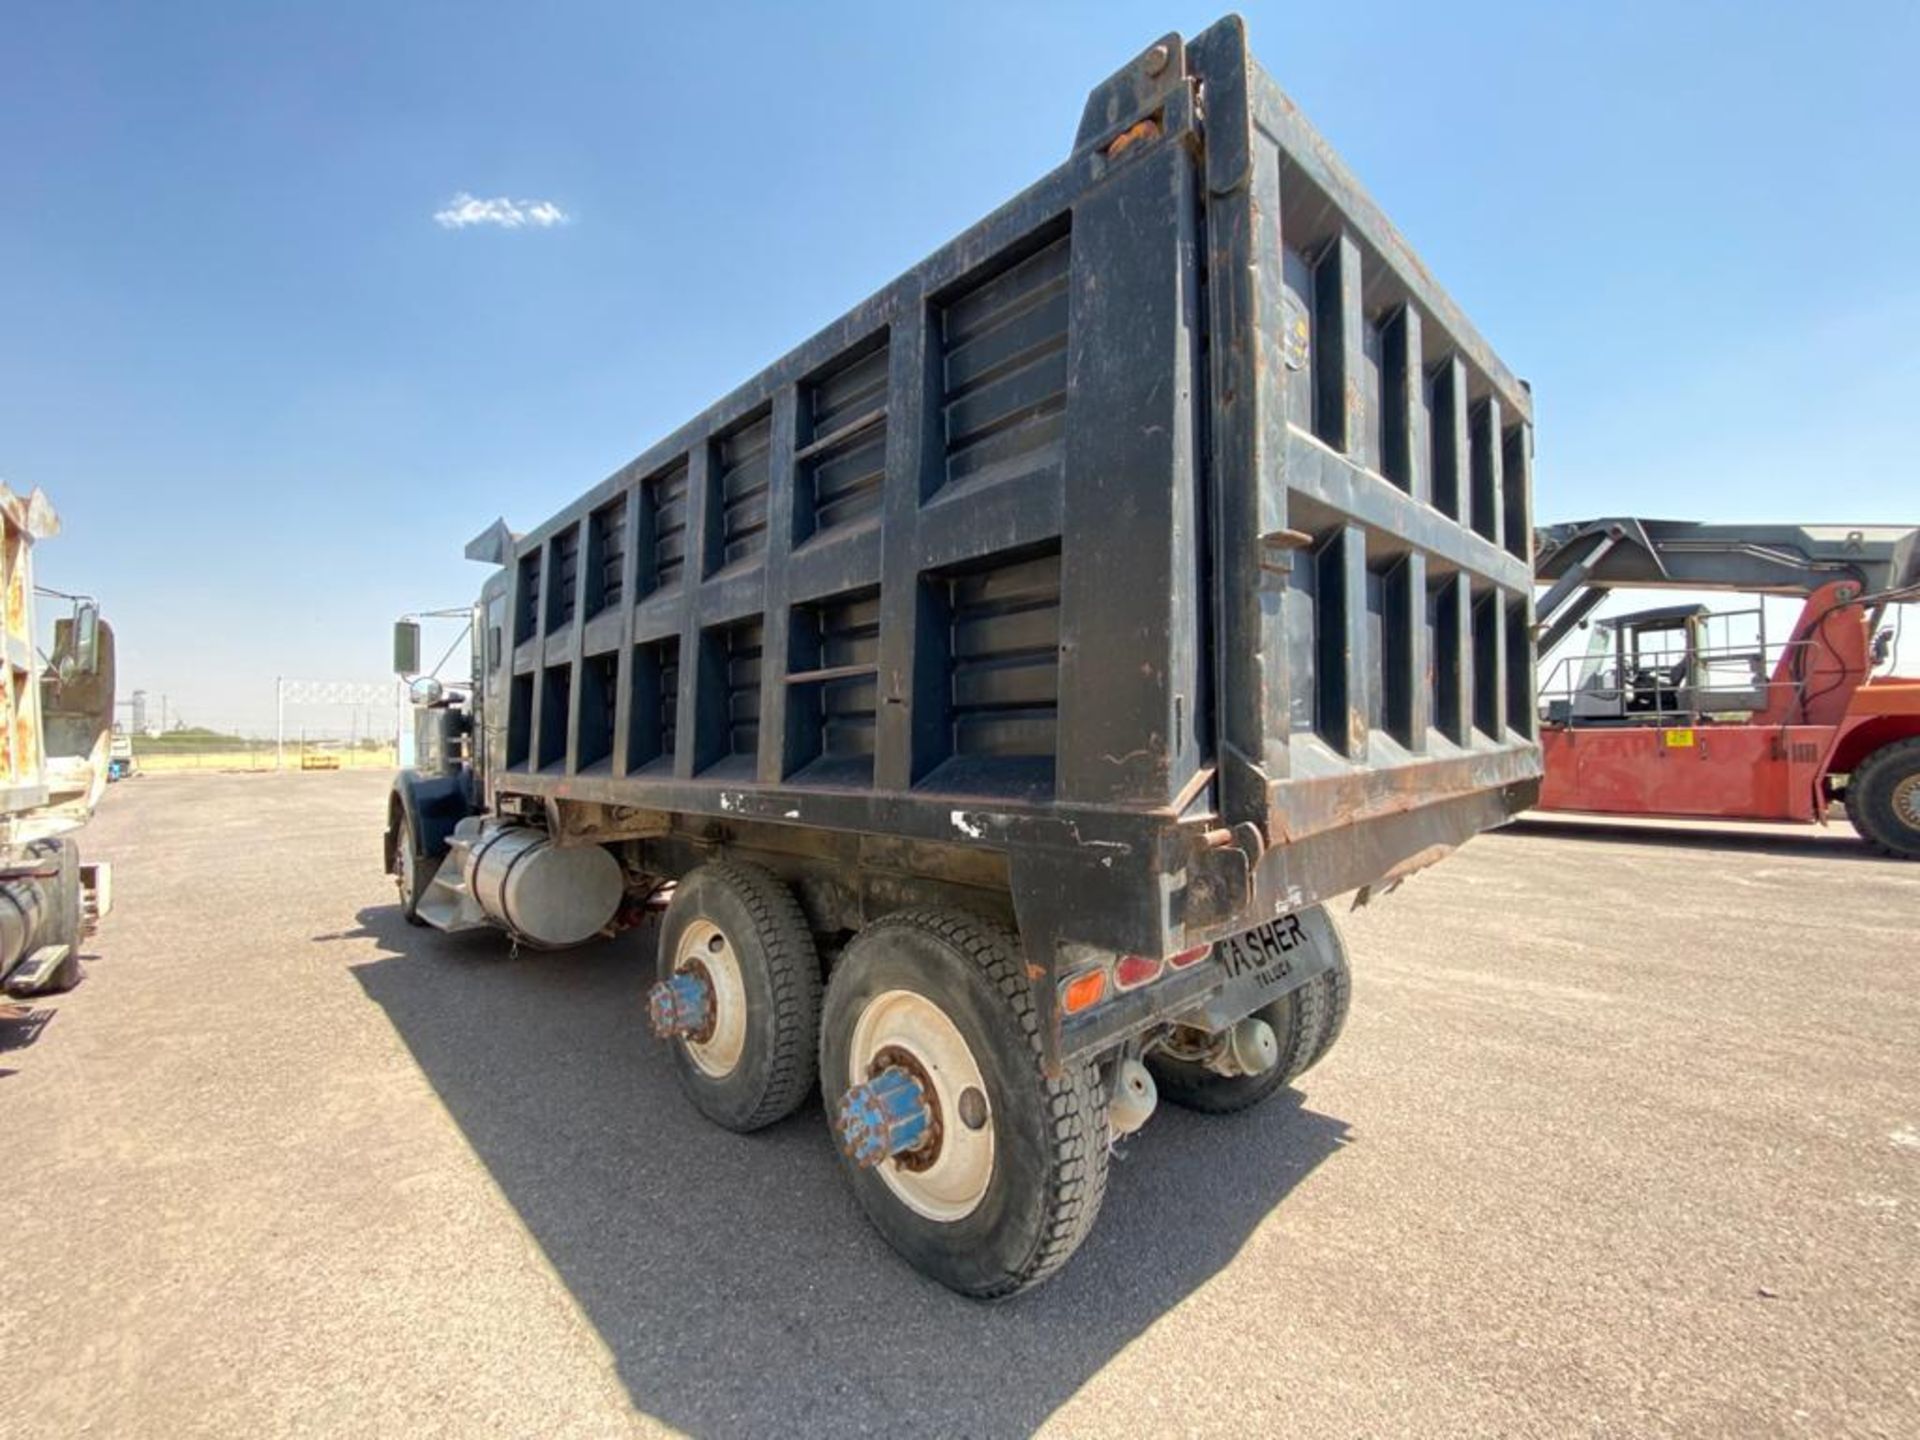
(470, 17, 1541, 1036)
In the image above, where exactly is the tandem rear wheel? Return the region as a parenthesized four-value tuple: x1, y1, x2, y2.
(818, 909, 1109, 1300)
(648, 860, 823, 1132)
(645, 867, 1349, 1297)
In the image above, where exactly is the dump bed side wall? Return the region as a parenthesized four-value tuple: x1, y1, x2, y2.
(486, 20, 1539, 981)
(491, 91, 1210, 839)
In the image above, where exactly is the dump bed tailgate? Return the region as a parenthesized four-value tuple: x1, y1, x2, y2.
(1193, 23, 1541, 914)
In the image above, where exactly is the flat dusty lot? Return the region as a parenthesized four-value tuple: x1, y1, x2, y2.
(4, 771, 1915, 1438)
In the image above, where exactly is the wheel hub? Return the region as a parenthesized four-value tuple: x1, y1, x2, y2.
(651, 920, 749, 1078)
(843, 988, 995, 1222)
(647, 968, 715, 1041)
(834, 1060, 934, 1169)
(1893, 772, 1920, 828)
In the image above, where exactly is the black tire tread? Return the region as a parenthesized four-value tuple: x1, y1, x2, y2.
(1304, 949, 1352, 1074)
(840, 908, 1109, 1299)
(1846, 737, 1920, 860)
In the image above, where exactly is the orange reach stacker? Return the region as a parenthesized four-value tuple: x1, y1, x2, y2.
(1533, 517, 1920, 858)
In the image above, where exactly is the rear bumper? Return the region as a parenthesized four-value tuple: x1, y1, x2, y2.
(1055, 767, 1538, 1063)
(1247, 755, 1541, 923)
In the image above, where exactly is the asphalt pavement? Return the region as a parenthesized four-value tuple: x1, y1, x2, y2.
(2, 771, 1914, 1438)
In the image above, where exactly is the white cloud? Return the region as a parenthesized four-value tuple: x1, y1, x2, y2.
(433, 193, 571, 230)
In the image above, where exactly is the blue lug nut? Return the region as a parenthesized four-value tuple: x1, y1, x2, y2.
(836, 1065, 932, 1168)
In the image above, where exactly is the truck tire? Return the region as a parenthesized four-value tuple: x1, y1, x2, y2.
(1846, 737, 1920, 860)
(1149, 921, 1352, 1115)
(393, 812, 427, 926)
(657, 861, 821, 1132)
(819, 909, 1109, 1299)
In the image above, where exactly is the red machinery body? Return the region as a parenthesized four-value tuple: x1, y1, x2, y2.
(1542, 725, 1837, 822)
(1533, 519, 1920, 855)
(1540, 579, 1919, 822)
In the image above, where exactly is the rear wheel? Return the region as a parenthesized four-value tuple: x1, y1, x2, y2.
(1149, 916, 1351, 1114)
(1846, 738, 1920, 860)
(820, 909, 1108, 1299)
(655, 861, 822, 1132)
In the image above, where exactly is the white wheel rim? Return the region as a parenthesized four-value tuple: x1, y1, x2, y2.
(677, 920, 747, 1078)
(849, 988, 995, 1222)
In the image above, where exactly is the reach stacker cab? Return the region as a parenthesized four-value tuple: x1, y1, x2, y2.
(384, 17, 1542, 1297)
(1535, 517, 1920, 857)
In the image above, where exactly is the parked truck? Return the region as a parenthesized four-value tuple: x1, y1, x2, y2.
(385, 17, 1541, 1296)
(0, 484, 114, 1003)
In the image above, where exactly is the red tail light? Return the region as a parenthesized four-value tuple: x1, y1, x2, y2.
(1167, 943, 1211, 969)
(1113, 953, 1162, 990)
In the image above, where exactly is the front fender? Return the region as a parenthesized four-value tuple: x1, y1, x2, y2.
(386, 767, 476, 872)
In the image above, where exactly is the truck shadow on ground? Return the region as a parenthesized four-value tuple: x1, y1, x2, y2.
(1504, 816, 1886, 862)
(347, 905, 1349, 1437)
(0, 1006, 55, 1077)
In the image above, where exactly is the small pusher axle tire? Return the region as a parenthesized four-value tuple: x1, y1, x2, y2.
(820, 909, 1109, 1299)
(1846, 737, 1920, 860)
(655, 860, 821, 1132)
(1149, 911, 1352, 1114)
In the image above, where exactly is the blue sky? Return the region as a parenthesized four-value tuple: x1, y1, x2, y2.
(5, 1, 1917, 733)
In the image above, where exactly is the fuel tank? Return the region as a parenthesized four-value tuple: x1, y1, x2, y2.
(466, 826, 623, 948)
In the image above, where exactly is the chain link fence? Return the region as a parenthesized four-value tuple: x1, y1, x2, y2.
(114, 678, 405, 775)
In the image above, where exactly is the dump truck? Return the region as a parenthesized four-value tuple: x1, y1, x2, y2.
(0, 484, 114, 1002)
(385, 16, 1541, 1296)
(1534, 517, 1920, 856)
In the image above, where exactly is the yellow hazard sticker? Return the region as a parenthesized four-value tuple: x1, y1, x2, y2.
(1664, 728, 1696, 748)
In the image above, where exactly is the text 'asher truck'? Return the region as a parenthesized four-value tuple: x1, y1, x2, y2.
(385, 17, 1541, 1296)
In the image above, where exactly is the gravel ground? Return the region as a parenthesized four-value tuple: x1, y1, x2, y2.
(2, 771, 1915, 1439)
